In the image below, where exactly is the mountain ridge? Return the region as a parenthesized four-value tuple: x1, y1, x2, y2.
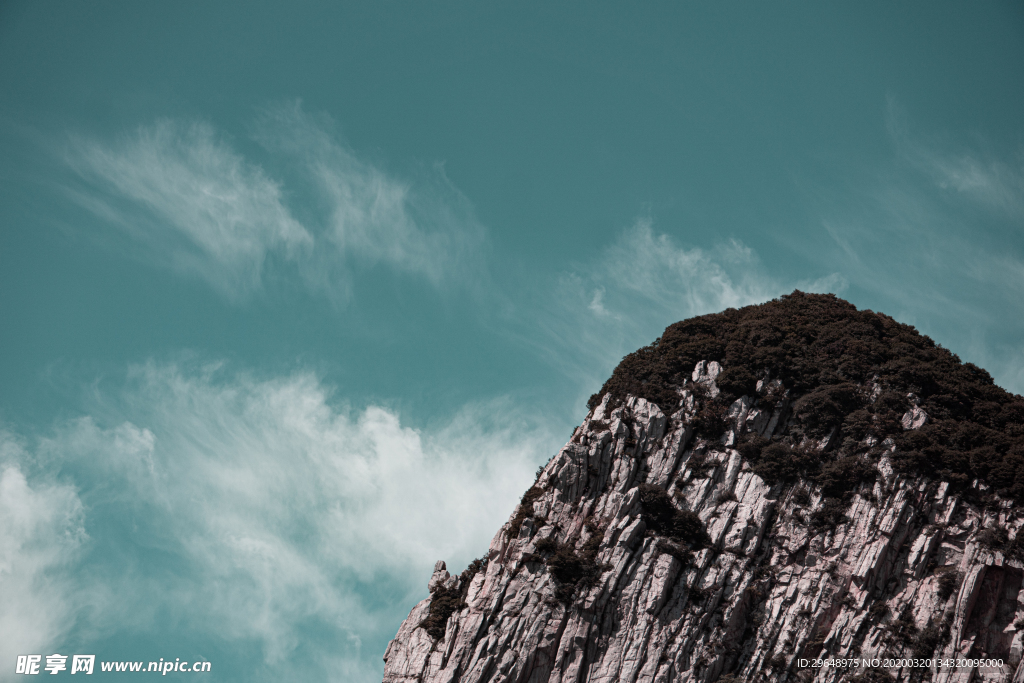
(382, 293, 1024, 683)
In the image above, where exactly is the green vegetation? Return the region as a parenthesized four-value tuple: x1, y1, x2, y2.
(740, 439, 816, 487)
(883, 608, 949, 662)
(421, 586, 464, 640)
(935, 569, 960, 601)
(977, 526, 1024, 560)
(531, 529, 608, 604)
(684, 451, 714, 479)
(460, 557, 487, 585)
(911, 622, 946, 660)
(588, 292, 1024, 501)
(691, 393, 731, 440)
(715, 675, 744, 683)
(792, 383, 861, 438)
(655, 539, 694, 564)
(868, 602, 889, 620)
(884, 607, 919, 648)
(420, 557, 489, 640)
(809, 497, 851, 531)
(510, 485, 546, 537)
(817, 456, 876, 498)
(791, 485, 811, 506)
(638, 484, 711, 549)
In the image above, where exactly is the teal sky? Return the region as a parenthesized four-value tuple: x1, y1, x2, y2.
(1, 2, 1023, 681)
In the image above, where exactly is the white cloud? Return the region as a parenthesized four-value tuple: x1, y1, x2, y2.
(539, 220, 844, 397)
(14, 363, 554, 679)
(63, 105, 484, 303)
(887, 96, 1024, 219)
(0, 438, 86, 665)
(65, 120, 312, 300)
(587, 287, 612, 318)
(595, 221, 777, 316)
(254, 103, 485, 297)
(927, 153, 1024, 217)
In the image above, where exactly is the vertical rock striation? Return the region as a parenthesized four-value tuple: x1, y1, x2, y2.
(382, 294, 1024, 683)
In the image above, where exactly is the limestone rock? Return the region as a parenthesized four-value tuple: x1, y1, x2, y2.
(902, 405, 929, 431)
(383, 364, 1024, 683)
(692, 360, 722, 398)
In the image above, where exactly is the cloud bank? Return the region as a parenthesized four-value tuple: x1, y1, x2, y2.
(0, 444, 86, 669)
(4, 364, 555, 681)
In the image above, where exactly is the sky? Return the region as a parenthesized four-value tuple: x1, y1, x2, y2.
(1, 2, 1022, 681)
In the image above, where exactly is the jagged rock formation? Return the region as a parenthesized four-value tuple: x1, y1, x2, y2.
(383, 293, 1024, 683)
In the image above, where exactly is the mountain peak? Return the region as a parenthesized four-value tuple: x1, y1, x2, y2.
(383, 295, 1024, 683)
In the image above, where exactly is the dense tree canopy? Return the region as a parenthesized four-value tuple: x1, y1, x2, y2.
(591, 291, 1024, 500)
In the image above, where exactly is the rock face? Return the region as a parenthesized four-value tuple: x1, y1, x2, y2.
(382, 296, 1024, 683)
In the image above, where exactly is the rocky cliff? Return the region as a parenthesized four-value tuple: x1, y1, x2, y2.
(382, 293, 1024, 683)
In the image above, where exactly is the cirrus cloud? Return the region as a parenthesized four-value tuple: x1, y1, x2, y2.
(62, 104, 485, 304)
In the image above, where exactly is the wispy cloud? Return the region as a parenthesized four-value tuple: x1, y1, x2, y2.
(254, 103, 485, 296)
(62, 104, 484, 303)
(595, 225, 778, 316)
(887, 97, 1024, 220)
(537, 220, 844, 400)
(65, 120, 312, 300)
(4, 363, 554, 681)
(782, 100, 1024, 394)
